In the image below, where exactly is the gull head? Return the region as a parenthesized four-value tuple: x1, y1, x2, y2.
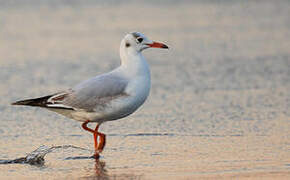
(121, 32, 168, 53)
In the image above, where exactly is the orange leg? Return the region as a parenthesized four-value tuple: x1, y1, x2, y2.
(94, 124, 106, 153)
(81, 121, 106, 159)
(81, 121, 95, 133)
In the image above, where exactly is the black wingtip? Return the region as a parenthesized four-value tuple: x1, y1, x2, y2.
(11, 100, 22, 105)
(11, 95, 54, 107)
(11, 100, 32, 106)
(11, 102, 18, 105)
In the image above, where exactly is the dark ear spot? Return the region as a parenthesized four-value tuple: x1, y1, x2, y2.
(125, 42, 130, 47)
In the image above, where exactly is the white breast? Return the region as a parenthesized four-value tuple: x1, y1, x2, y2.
(99, 53, 151, 121)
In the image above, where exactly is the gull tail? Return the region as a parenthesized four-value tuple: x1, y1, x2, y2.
(11, 95, 53, 107)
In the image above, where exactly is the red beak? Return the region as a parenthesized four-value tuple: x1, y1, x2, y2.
(147, 41, 169, 49)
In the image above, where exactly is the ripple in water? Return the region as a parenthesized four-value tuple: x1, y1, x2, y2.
(0, 145, 93, 165)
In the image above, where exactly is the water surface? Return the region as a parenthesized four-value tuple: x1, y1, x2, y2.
(0, 0, 289, 179)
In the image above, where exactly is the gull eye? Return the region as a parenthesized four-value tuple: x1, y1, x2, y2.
(136, 37, 143, 43)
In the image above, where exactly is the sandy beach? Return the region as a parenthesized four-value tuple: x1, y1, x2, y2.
(0, 0, 289, 179)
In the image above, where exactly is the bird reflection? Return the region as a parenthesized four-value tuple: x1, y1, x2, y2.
(93, 158, 108, 179)
(89, 158, 142, 180)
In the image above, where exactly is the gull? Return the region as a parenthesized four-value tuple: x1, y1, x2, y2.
(12, 32, 168, 158)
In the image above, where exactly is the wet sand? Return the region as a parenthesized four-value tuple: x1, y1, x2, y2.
(0, 0, 289, 179)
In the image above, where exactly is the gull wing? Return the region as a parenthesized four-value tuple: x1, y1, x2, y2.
(13, 74, 129, 112)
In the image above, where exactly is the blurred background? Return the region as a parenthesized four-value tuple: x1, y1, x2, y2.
(0, 0, 289, 179)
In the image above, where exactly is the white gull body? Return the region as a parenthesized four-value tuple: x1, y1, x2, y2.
(13, 32, 168, 124)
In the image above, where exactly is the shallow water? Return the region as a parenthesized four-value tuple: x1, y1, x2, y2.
(0, 0, 289, 179)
